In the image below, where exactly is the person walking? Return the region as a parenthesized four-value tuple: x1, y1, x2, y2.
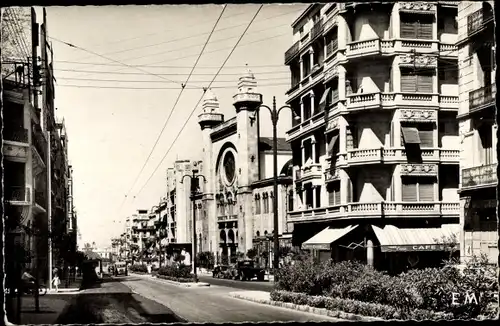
(52, 271, 60, 292)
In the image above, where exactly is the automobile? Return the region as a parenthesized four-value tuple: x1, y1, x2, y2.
(114, 261, 128, 276)
(235, 259, 265, 281)
(108, 265, 115, 274)
(212, 265, 228, 278)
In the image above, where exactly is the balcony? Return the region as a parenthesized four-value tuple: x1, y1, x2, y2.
(297, 163, 323, 184)
(346, 39, 384, 60)
(286, 112, 324, 142)
(469, 84, 496, 114)
(285, 40, 300, 64)
(287, 201, 459, 222)
(310, 19, 324, 42)
(218, 215, 238, 222)
(5, 186, 30, 203)
(346, 93, 383, 111)
(340, 148, 459, 166)
(4, 128, 28, 143)
(461, 163, 498, 191)
(439, 95, 459, 110)
(439, 43, 458, 57)
(32, 132, 47, 163)
(34, 190, 47, 209)
(346, 148, 383, 165)
(467, 8, 494, 38)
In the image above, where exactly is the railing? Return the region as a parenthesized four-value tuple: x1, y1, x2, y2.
(401, 39, 433, 49)
(347, 92, 381, 110)
(467, 8, 494, 37)
(5, 186, 30, 202)
(462, 163, 498, 189)
(310, 19, 324, 42)
(439, 149, 460, 161)
(285, 41, 300, 64)
(4, 128, 28, 143)
(347, 148, 382, 162)
(32, 132, 47, 163)
(346, 39, 380, 58)
(34, 190, 47, 208)
(439, 43, 458, 54)
(301, 164, 322, 179)
(469, 84, 496, 112)
(439, 95, 459, 109)
(288, 201, 460, 221)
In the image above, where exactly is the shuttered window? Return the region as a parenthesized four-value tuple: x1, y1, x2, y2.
(402, 177, 436, 202)
(402, 178, 418, 201)
(400, 14, 434, 40)
(401, 70, 434, 93)
(328, 181, 341, 206)
(418, 123, 434, 147)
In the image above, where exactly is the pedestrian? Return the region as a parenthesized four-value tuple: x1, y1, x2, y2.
(52, 273, 60, 292)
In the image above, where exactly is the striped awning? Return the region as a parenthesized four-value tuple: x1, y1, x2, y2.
(401, 126, 421, 144)
(302, 225, 358, 250)
(372, 224, 460, 252)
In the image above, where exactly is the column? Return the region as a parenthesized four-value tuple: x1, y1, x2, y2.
(337, 15, 348, 50)
(339, 116, 347, 154)
(311, 138, 317, 163)
(392, 5, 400, 39)
(300, 98, 305, 122)
(301, 142, 305, 166)
(393, 58, 401, 93)
(340, 169, 349, 206)
(338, 66, 347, 101)
(393, 110, 402, 147)
(312, 185, 317, 208)
(394, 165, 402, 201)
(299, 57, 304, 79)
(310, 91, 316, 116)
(310, 48, 315, 69)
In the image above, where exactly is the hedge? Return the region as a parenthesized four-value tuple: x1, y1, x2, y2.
(129, 264, 148, 273)
(155, 274, 195, 283)
(270, 290, 454, 321)
(157, 264, 194, 281)
(274, 256, 498, 319)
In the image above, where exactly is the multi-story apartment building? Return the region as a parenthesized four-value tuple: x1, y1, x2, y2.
(129, 209, 153, 261)
(284, 2, 462, 272)
(456, 1, 497, 264)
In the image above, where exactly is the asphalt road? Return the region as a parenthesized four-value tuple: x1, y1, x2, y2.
(197, 274, 274, 292)
(120, 275, 341, 323)
(56, 276, 185, 324)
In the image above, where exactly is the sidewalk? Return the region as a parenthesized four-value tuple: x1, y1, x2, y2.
(48, 276, 83, 294)
(18, 293, 75, 325)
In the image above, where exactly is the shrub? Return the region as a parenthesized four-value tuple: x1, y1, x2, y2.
(156, 274, 194, 283)
(129, 264, 148, 273)
(157, 264, 193, 280)
(197, 251, 215, 269)
(271, 290, 453, 321)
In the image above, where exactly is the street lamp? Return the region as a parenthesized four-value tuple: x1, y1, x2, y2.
(256, 96, 300, 281)
(180, 168, 206, 283)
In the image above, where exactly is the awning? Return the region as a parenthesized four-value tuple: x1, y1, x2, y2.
(327, 134, 339, 156)
(303, 225, 358, 250)
(401, 126, 421, 144)
(372, 224, 460, 252)
(318, 87, 331, 113)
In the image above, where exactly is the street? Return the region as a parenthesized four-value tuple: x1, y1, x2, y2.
(120, 274, 341, 322)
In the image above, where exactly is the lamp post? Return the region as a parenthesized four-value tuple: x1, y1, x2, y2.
(181, 168, 206, 283)
(257, 96, 300, 281)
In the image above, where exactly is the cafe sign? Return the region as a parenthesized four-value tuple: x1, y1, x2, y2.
(382, 244, 458, 252)
(302, 243, 330, 250)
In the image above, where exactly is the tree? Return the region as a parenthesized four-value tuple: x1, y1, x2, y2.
(247, 248, 258, 260)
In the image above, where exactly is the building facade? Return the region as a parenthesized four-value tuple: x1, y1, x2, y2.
(196, 73, 293, 265)
(284, 2, 462, 272)
(3, 7, 77, 295)
(456, 1, 497, 264)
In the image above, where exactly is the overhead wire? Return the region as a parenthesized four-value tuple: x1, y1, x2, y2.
(10, 8, 31, 59)
(38, 32, 207, 89)
(134, 4, 264, 199)
(52, 67, 289, 75)
(3, 8, 29, 60)
(116, 5, 229, 215)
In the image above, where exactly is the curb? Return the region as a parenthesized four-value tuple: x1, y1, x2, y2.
(229, 293, 383, 321)
(151, 275, 210, 288)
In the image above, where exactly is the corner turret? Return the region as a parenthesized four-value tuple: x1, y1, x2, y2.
(198, 88, 224, 130)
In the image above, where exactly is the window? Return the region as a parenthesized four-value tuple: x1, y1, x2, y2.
(401, 122, 434, 148)
(400, 14, 433, 39)
(402, 176, 435, 202)
(327, 181, 341, 206)
(255, 195, 261, 214)
(438, 63, 458, 85)
(288, 191, 294, 212)
(401, 69, 434, 93)
(263, 194, 269, 214)
(478, 124, 493, 165)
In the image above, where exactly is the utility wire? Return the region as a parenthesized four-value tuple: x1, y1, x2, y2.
(116, 5, 228, 215)
(54, 82, 290, 90)
(3, 9, 29, 60)
(10, 8, 31, 59)
(134, 5, 264, 199)
(53, 67, 289, 75)
(55, 76, 289, 83)
(40, 33, 206, 89)
(52, 60, 289, 68)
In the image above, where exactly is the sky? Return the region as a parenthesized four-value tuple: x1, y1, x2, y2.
(38, 4, 307, 249)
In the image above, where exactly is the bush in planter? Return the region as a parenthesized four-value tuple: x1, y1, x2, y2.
(129, 264, 148, 273)
(157, 264, 193, 279)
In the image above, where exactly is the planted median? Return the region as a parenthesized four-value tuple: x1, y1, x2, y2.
(271, 255, 498, 320)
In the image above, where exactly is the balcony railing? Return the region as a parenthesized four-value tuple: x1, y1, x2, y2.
(32, 133, 47, 163)
(6, 186, 30, 202)
(285, 40, 300, 64)
(467, 8, 494, 37)
(310, 19, 324, 42)
(469, 84, 496, 112)
(462, 163, 498, 189)
(34, 190, 47, 209)
(4, 128, 28, 143)
(346, 38, 380, 59)
(439, 95, 459, 109)
(299, 163, 323, 182)
(288, 201, 460, 221)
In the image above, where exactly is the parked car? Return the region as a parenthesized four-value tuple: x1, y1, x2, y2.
(235, 259, 265, 281)
(114, 261, 128, 276)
